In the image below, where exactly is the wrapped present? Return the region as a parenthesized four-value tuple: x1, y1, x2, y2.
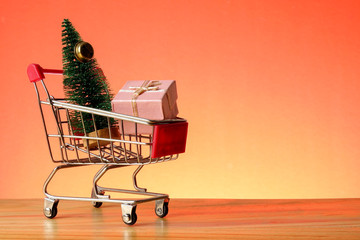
(112, 80, 179, 134)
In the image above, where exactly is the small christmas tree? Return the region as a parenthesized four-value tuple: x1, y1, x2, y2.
(61, 19, 113, 134)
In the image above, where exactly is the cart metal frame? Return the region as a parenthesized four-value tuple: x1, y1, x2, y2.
(27, 64, 188, 225)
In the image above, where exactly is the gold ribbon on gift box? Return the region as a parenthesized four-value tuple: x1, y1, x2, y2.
(130, 80, 161, 117)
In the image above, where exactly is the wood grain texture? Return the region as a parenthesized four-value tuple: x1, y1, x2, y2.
(1, 198, 360, 239)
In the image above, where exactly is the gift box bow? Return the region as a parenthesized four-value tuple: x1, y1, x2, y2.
(130, 80, 162, 117)
(130, 80, 162, 96)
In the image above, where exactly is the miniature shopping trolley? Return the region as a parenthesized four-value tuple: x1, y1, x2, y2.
(27, 64, 188, 225)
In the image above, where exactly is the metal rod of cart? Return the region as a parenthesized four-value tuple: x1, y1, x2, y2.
(27, 64, 188, 225)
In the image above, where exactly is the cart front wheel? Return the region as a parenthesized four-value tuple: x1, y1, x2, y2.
(121, 205, 137, 225)
(155, 200, 169, 218)
(123, 211, 137, 225)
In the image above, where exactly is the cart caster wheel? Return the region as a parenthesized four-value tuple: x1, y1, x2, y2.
(91, 188, 104, 208)
(155, 199, 169, 218)
(44, 198, 59, 219)
(92, 201, 103, 208)
(121, 205, 137, 225)
(123, 212, 137, 226)
(44, 206, 57, 219)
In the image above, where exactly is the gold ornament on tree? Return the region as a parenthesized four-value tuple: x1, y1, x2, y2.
(74, 41, 94, 62)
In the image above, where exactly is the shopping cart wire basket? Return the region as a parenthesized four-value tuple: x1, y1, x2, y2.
(27, 63, 188, 225)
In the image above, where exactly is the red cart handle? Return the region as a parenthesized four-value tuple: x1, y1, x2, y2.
(27, 63, 63, 83)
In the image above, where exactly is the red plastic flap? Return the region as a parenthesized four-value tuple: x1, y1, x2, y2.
(27, 64, 45, 83)
(151, 121, 188, 158)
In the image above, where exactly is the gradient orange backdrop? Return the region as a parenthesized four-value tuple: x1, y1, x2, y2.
(1, 0, 359, 199)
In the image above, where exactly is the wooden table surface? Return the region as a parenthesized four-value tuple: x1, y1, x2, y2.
(1, 198, 360, 239)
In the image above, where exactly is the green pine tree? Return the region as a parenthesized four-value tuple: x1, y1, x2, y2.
(61, 19, 113, 134)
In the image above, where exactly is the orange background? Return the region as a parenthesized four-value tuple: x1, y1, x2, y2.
(1, 0, 360, 199)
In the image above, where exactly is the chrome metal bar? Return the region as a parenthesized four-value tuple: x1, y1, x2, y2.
(43, 164, 83, 197)
(47, 134, 149, 145)
(91, 113, 104, 163)
(40, 81, 68, 159)
(107, 117, 116, 163)
(43, 164, 168, 205)
(92, 164, 124, 196)
(55, 107, 69, 162)
(64, 143, 117, 163)
(34, 83, 55, 163)
(135, 123, 141, 163)
(45, 193, 168, 205)
(121, 120, 129, 164)
(66, 108, 81, 163)
(80, 111, 92, 163)
(98, 186, 168, 198)
(41, 100, 187, 125)
(133, 165, 147, 192)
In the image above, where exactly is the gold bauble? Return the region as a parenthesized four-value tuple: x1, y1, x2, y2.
(74, 41, 94, 63)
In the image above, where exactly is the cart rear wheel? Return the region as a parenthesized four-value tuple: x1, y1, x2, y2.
(44, 200, 58, 219)
(155, 201, 169, 218)
(92, 200, 103, 208)
(45, 207, 57, 219)
(91, 188, 104, 208)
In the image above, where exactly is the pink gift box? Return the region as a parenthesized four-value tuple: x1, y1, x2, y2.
(112, 80, 179, 134)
